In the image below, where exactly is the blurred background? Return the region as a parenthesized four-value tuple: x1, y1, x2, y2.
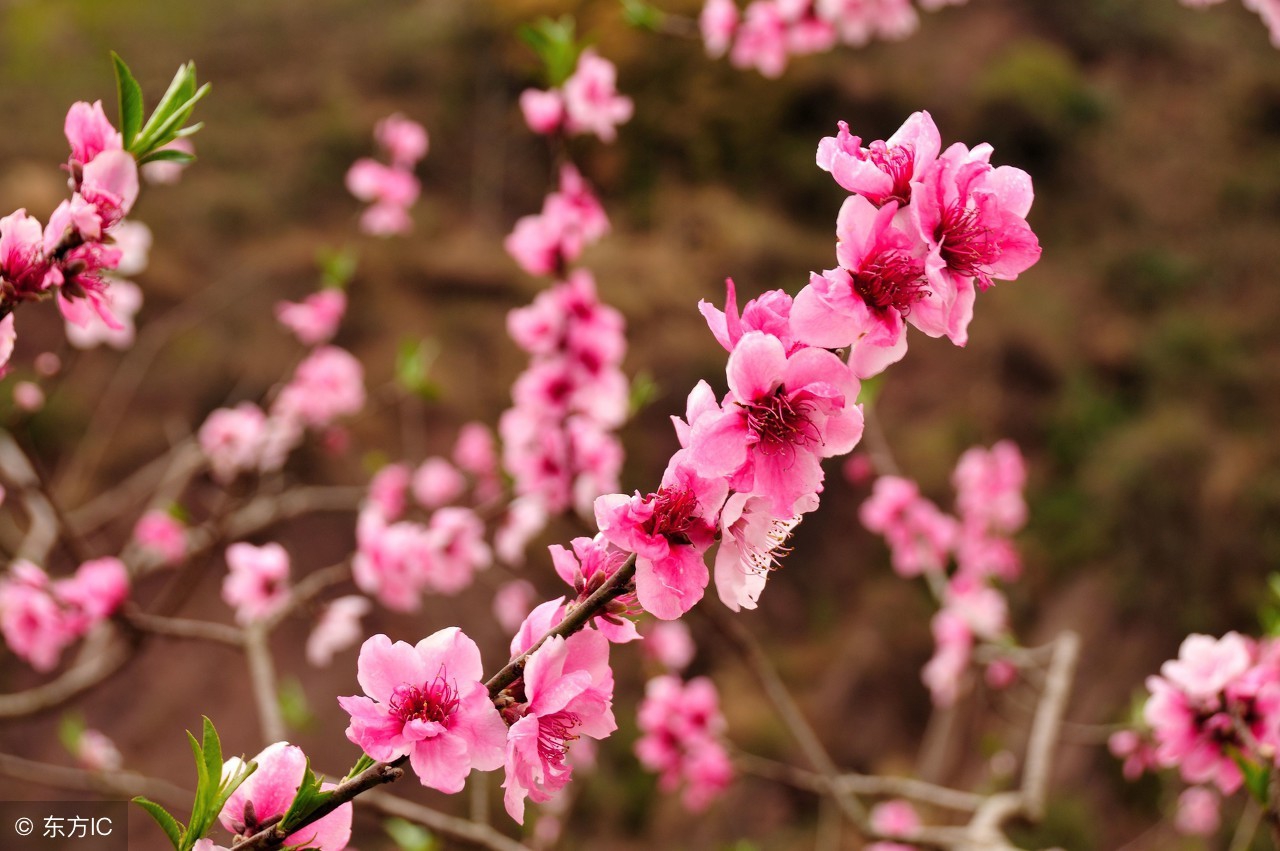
(1, 0, 1280, 847)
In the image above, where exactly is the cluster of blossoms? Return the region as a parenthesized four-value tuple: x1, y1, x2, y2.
(1179, 0, 1280, 47)
(519, 49, 634, 143)
(798, 111, 1040, 375)
(635, 675, 733, 811)
(499, 270, 627, 529)
(0, 100, 147, 369)
(505, 165, 610, 278)
(197, 285, 362, 482)
(699, 0, 968, 78)
(1112, 632, 1280, 836)
(345, 113, 428, 236)
(351, 429, 499, 611)
(0, 558, 129, 671)
(860, 441, 1028, 705)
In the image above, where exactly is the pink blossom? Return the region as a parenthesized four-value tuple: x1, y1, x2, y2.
(561, 49, 633, 142)
(0, 562, 78, 672)
(595, 455, 728, 620)
(222, 542, 291, 625)
(817, 113, 940, 206)
(1174, 786, 1220, 837)
(493, 580, 538, 635)
(368, 463, 412, 521)
(63, 278, 142, 350)
(985, 658, 1018, 690)
(1159, 632, 1253, 704)
(701, 0, 740, 56)
(412, 457, 466, 509)
(64, 101, 122, 166)
(352, 510, 433, 611)
(0, 314, 15, 371)
(220, 742, 352, 850)
(1108, 729, 1157, 781)
(132, 510, 186, 567)
(519, 89, 566, 135)
(791, 197, 927, 374)
(34, 352, 60, 376)
(689, 330, 863, 516)
(494, 495, 549, 566)
(307, 595, 373, 667)
(502, 628, 617, 822)
(942, 574, 1007, 641)
(12, 381, 44, 412)
(454, 422, 499, 481)
(110, 220, 152, 276)
(423, 507, 491, 595)
(1243, 0, 1280, 47)
(54, 557, 130, 631)
(1, 209, 55, 301)
(199, 402, 268, 483)
(699, 278, 801, 355)
(504, 168, 610, 278)
(79, 150, 140, 228)
(275, 288, 347, 346)
(346, 158, 420, 236)
(860, 476, 958, 577)
(273, 345, 366, 428)
(952, 441, 1027, 534)
(341, 630, 507, 792)
(635, 675, 732, 811)
(549, 534, 640, 642)
(870, 799, 921, 837)
(911, 142, 1040, 340)
(76, 729, 123, 772)
(714, 491, 814, 611)
(375, 113, 429, 169)
(643, 620, 696, 673)
(922, 609, 972, 707)
(731, 1, 790, 77)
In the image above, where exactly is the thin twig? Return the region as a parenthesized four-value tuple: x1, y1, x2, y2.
(245, 625, 285, 743)
(0, 751, 192, 808)
(363, 790, 529, 851)
(121, 607, 244, 647)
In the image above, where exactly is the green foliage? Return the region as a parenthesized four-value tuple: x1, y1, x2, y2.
(384, 818, 439, 851)
(111, 53, 209, 165)
(132, 717, 255, 851)
(279, 759, 331, 834)
(396, 337, 442, 400)
(1230, 748, 1272, 804)
(1259, 573, 1280, 636)
(518, 16, 582, 88)
(278, 677, 315, 732)
(344, 753, 376, 781)
(57, 712, 85, 756)
(620, 0, 664, 31)
(628, 370, 659, 416)
(318, 246, 358, 289)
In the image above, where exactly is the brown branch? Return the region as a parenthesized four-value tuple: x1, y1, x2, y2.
(245, 625, 285, 744)
(0, 629, 135, 719)
(0, 751, 192, 808)
(120, 607, 244, 647)
(363, 790, 529, 851)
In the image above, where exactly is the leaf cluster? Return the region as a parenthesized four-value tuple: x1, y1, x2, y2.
(112, 53, 209, 166)
(517, 16, 582, 88)
(133, 717, 256, 851)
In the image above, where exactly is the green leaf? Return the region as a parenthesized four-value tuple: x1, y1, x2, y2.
(395, 338, 441, 400)
(111, 52, 144, 148)
(317, 246, 358, 289)
(1230, 748, 1271, 804)
(57, 712, 86, 756)
(137, 148, 196, 166)
(280, 760, 329, 830)
(345, 753, 376, 781)
(620, 0, 664, 30)
(135, 62, 195, 147)
(134, 83, 211, 156)
(200, 717, 223, 798)
(858, 374, 885, 408)
(132, 797, 184, 850)
(628, 371, 659, 417)
(385, 817, 438, 851)
(519, 16, 581, 87)
(279, 677, 315, 732)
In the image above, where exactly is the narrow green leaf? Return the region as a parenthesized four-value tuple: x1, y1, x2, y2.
(1230, 749, 1271, 804)
(137, 149, 196, 166)
(620, 0, 664, 30)
(173, 121, 205, 139)
(211, 758, 256, 823)
(111, 52, 144, 148)
(57, 712, 86, 756)
(345, 753, 376, 781)
(137, 62, 195, 144)
(132, 797, 184, 850)
(134, 83, 211, 157)
(201, 717, 222, 797)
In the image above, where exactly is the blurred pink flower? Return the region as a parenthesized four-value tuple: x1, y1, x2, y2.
(222, 542, 291, 625)
(307, 595, 372, 667)
(133, 510, 186, 567)
(275, 288, 347, 346)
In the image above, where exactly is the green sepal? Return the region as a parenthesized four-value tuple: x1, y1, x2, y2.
(111, 52, 145, 148)
(1229, 747, 1271, 805)
(385, 817, 438, 851)
(395, 337, 441, 401)
(345, 753, 376, 781)
(137, 148, 197, 166)
(317, 246, 358, 289)
(57, 712, 86, 757)
(132, 797, 185, 850)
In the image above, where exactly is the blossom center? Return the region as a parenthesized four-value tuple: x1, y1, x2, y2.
(537, 710, 582, 774)
(865, 141, 914, 206)
(390, 669, 460, 727)
(851, 250, 929, 317)
(937, 201, 999, 288)
(644, 486, 699, 542)
(743, 391, 821, 455)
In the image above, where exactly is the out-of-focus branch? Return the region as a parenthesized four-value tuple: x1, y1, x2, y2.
(705, 606, 868, 827)
(0, 430, 69, 564)
(245, 625, 285, 744)
(0, 629, 134, 719)
(260, 561, 352, 632)
(363, 790, 529, 851)
(67, 439, 204, 539)
(120, 607, 244, 647)
(0, 751, 192, 808)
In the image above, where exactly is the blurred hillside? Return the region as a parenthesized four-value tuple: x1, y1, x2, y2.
(1, 0, 1280, 847)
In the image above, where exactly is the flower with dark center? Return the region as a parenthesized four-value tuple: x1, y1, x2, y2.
(936, 201, 999, 290)
(865, 141, 916, 207)
(389, 667, 460, 726)
(851, 250, 930, 317)
(742, 391, 822, 459)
